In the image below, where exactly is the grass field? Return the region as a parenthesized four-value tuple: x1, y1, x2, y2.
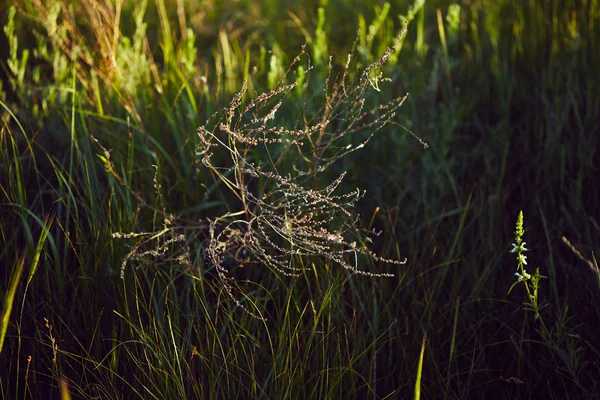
(1, 0, 599, 398)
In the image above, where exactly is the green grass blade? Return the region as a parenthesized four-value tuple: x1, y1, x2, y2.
(26, 214, 54, 286)
(0, 252, 26, 353)
(445, 297, 460, 398)
(414, 334, 426, 400)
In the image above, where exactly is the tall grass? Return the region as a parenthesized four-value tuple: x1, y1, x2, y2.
(1, 0, 599, 398)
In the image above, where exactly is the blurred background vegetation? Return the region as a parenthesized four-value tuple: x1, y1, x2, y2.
(1, 0, 599, 398)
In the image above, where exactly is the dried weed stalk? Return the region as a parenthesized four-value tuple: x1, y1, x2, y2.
(112, 165, 192, 278)
(115, 41, 419, 319)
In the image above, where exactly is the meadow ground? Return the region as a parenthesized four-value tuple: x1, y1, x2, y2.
(1, 0, 599, 398)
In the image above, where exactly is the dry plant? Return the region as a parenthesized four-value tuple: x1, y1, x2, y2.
(112, 165, 192, 278)
(114, 40, 423, 319)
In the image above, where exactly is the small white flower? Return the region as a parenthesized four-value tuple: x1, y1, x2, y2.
(515, 270, 531, 282)
(518, 253, 528, 266)
(510, 242, 528, 253)
(515, 272, 523, 281)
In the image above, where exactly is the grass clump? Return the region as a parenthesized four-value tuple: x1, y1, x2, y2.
(115, 41, 413, 320)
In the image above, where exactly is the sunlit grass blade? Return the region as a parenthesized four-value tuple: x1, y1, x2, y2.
(60, 377, 72, 400)
(26, 214, 54, 286)
(414, 334, 426, 400)
(0, 252, 26, 353)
